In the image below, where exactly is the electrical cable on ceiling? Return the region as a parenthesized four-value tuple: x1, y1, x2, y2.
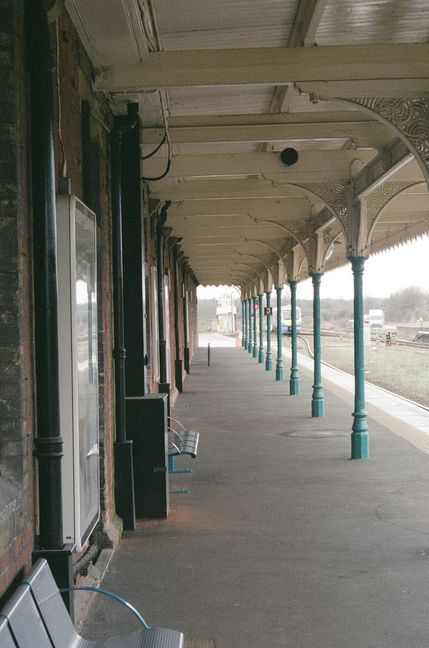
(141, 132, 166, 159)
(141, 151, 171, 181)
(141, 90, 172, 181)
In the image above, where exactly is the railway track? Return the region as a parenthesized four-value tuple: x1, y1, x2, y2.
(299, 329, 429, 352)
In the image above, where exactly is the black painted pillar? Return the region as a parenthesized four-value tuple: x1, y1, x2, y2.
(122, 112, 148, 396)
(111, 105, 139, 531)
(183, 266, 191, 374)
(173, 243, 183, 392)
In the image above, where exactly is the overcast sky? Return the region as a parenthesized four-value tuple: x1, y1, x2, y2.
(197, 234, 429, 301)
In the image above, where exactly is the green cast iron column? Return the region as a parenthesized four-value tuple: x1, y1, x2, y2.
(243, 299, 248, 350)
(258, 294, 265, 363)
(289, 280, 300, 395)
(248, 298, 253, 354)
(275, 286, 284, 381)
(252, 296, 258, 358)
(265, 291, 273, 371)
(311, 272, 324, 417)
(349, 255, 369, 459)
(241, 300, 245, 347)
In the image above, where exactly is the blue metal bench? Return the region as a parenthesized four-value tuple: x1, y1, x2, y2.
(168, 417, 199, 495)
(168, 417, 199, 475)
(0, 558, 184, 647)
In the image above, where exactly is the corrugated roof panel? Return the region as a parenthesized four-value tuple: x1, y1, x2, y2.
(168, 85, 274, 117)
(316, 0, 429, 44)
(154, 0, 300, 49)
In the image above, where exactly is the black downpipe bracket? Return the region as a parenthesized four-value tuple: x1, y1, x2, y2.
(25, 0, 74, 615)
(157, 203, 171, 412)
(173, 243, 183, 392)
(111, 104, 139, 532)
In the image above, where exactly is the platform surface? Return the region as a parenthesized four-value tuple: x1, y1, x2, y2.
(84, 343, 429, 648)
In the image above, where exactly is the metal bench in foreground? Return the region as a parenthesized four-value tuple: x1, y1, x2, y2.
(0, 558, 184, 647)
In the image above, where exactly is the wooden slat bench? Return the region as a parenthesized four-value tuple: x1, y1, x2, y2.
(0, 559, 184, 647)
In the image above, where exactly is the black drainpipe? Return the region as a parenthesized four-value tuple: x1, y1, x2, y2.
(25, 0, 74, 616)
(111, 104, 139, 531)
(25, 0, 63, 551)
(157, 203, 169, 381)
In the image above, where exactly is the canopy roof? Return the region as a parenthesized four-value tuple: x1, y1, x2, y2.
(66, 0, 429, 289)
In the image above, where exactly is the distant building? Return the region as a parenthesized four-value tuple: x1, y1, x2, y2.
(216, 294, 237, 333)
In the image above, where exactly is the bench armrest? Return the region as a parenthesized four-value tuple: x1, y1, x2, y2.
(169, 428, 184, 442)
(59, 586, 150, 629)
(169, 440, 181, 453)
(168, 417, 186, 432)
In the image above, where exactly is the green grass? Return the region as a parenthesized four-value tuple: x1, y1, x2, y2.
(320, 338, 429, 407)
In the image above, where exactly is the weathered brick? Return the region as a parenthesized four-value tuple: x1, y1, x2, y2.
(0, 457, 23, 481)
(0, 31, 13, 49)
(0, 419, 21, 441)
(0, 398, 20, 420)
(0, 377, 21, 402)
(0, 219, 18, 261)
(0, 442, 22, 459)
(0, 160, 15, 181)
(0, 360, 20, 383)
(0, 196, 17, 217)
(0, 182, 17, 195)
(0, 8, 13, 34)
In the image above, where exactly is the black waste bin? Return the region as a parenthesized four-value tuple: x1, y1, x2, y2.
(126, 394, 169, 518)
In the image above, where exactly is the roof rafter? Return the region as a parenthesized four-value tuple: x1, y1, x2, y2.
(96, 43, 429, 96)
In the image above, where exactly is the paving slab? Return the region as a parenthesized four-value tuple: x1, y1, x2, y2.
(83, 345, 429, 648)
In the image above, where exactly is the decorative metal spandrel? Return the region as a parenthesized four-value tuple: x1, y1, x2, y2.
(296, 232, 311, 261)
(322, 226, 333, 246)
(321, 222, 344, 264)
(364, 180, 420, 248)
(294, 183, 352, 245)
(345, 98, 429, 187)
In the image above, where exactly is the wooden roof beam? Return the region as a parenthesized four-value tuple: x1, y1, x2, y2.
(96, 43, 429, 96)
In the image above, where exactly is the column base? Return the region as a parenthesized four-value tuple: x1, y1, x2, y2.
(265, 355, 273, 371)
(351, 431, 369, 459)
(275, 365, 284, 381)
(289, 377, 300, 395)
(184, 347, 190, 374)
(248, 343, 253, 354)
(252, 345, 257, 358)
(114, 440, 136, 531)
(311, 398, 325, 417)
(258, 349, 265, 363)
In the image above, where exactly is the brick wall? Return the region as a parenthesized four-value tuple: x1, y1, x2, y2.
(0, 0, 35, 600)
(53, 9, 117, 544)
